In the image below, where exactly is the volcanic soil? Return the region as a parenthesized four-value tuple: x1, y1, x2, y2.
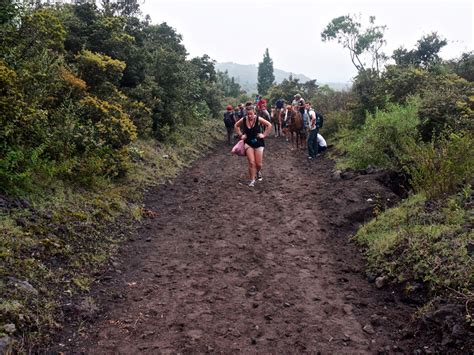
(54, 137, 427, 354)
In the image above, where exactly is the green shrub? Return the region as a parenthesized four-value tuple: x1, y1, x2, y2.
(0, 61, 52, 193)
(350, 69, 387, 125)
(449, 51, 474, 82)
(322, 110, 352, 141)
(75, 95, 137, 177)
(405, 131, 474, 199)
(418, 73, 473, 141)
(382, 65, 428, 104)
(75, 50, 126, 92)
(0, 148, 35, 193)
(123, 100, 153, 137)
(338, 100, 420, 170)
(17, 8, 66, 56)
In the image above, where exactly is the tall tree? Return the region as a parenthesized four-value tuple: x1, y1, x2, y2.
(321, 15, 387, 73)
(392, 32, 447, 68)
(257, 48, 275, 95)
(448, 51, 474, 82)
(101, 0, 141, 17)
(216, 70, 241, 97)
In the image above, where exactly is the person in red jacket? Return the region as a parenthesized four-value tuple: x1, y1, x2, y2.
(256, 97, 267, 111)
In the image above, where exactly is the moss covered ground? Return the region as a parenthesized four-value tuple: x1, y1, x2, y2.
(355, 187, 473, 326)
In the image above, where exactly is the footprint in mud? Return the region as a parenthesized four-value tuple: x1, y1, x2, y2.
(186, 329, 204, 341)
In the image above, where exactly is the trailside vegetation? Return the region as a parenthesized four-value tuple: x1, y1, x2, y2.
(317, 15, 473, 345)
(0, 1, 240, 351)
(0, 1, 243, 195)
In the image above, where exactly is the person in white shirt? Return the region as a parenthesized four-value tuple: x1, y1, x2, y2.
(317, 133, 327, 155)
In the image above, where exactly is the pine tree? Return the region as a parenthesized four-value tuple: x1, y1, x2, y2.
(257, 48, 275, 96)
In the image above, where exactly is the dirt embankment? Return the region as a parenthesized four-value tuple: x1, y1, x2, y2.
(52, 138, 437, 353)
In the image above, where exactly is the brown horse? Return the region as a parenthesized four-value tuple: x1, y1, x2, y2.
(286, 105, 304, 150)
(271, 108, 282, 137)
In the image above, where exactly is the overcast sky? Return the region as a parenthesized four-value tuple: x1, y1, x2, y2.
(140, 0, 473, 83)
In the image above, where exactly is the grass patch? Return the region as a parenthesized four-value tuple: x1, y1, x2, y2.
(355, 188, 474, 322)
(0, 119, 222, 351)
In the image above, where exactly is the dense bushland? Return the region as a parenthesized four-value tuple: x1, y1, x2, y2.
(0, 1, 241, 195)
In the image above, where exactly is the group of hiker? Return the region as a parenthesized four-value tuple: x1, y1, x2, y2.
(224, 94, 327, 187)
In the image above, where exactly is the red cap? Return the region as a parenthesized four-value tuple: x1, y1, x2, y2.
(226, 105, 233, 111)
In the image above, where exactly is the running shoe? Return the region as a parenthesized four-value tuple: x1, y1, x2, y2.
(257, 171, 263, 181)
(248, 180, 255, 187)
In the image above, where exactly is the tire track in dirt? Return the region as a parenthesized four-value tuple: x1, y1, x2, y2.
(55, 138, 418, 354)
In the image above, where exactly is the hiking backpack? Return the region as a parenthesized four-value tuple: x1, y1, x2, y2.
(276, 99, 284, 109)
(223, 111, 234, 128)
(316, 112, 324, 129)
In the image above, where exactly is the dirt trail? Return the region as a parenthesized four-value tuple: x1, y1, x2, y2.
(56, 138, 420, 353)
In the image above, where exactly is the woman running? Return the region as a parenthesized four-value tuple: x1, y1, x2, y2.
(234, 105, 272, 187)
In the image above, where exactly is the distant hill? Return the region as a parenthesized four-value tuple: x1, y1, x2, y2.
(215, 62, 350, 93)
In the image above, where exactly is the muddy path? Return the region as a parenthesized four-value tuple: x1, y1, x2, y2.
(55, 137, 422, 354)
